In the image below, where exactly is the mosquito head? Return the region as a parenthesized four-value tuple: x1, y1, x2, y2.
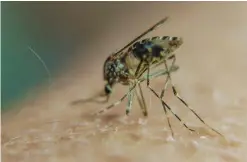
(103, 54, 129, 95)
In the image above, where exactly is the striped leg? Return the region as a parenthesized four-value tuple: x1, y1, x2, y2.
(126, 86, 135, 115)
(96, 84, 137, 115)
(159, 55, 176, 136)
(146, 64, 195, 135)
(135, 83, 148, 117)
(136, 65, 180, 117)
(163, 56, 224, 137)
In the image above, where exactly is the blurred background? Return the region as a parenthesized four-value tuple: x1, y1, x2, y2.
(2, 2, 119, 110)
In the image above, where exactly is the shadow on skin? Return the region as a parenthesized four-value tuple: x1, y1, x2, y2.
(70, 91, 107, 106)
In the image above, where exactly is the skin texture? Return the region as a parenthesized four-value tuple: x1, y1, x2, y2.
(2, 2, 247, 162)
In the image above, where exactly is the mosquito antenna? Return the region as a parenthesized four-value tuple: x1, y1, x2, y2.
(114, 17, 169, 57)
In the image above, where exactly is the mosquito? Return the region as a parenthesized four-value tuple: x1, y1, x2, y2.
(87, 17, 223, 137)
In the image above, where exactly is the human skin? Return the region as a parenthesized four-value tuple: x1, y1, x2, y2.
(2, 2, 247, 162)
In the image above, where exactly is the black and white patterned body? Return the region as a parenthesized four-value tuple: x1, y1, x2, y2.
(103, 36, 183, 95)
(128, 36, 183, 65)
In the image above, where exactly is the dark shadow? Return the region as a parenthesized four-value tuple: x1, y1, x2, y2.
(70, 91, 107, 106)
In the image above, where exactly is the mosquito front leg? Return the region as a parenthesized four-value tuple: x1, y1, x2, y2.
(96, 84, 137, 115)
(163, 56, 224, 137)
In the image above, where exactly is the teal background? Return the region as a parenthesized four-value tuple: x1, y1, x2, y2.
(1, 3, 52, 111)
(1, 2, 80, 111)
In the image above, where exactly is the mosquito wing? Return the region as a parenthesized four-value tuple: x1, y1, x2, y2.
(112, 17, 169, 59)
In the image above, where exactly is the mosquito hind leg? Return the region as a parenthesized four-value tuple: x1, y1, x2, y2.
(158, 55, 177, 136)
(145, 65, 195, 136)
(146, 65, 174, 136)
(160, 54, 176, 99)
(136, 64, 180, 117)
(162, 100, 174, 137)
(156, 74, 174, 136)
(163, 56, 224, 137)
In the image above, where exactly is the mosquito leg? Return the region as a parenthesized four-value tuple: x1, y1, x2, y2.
(143, 64, 178, 135)
(150, 88, 196, 132)
(164, 56, 224, 137)
(96, 84, 137, 115)
(136, 65, 179, 117)
(96, 65, 178, 116)
(157, 74, 174, 136)
(157, 66, 173, 135)
(157, 55, 177, 136)
(139, 64, 179, 83)
(126, 86, 135, 115)
(145, 65, 195, 134)
(147, 66, 174, 137)
(160, 55, 176, 99)
(135, 60, 144, 77)
(136, 83, 148, 117)
(136, 65, 179, 116)
(162, 101, 174, 136)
